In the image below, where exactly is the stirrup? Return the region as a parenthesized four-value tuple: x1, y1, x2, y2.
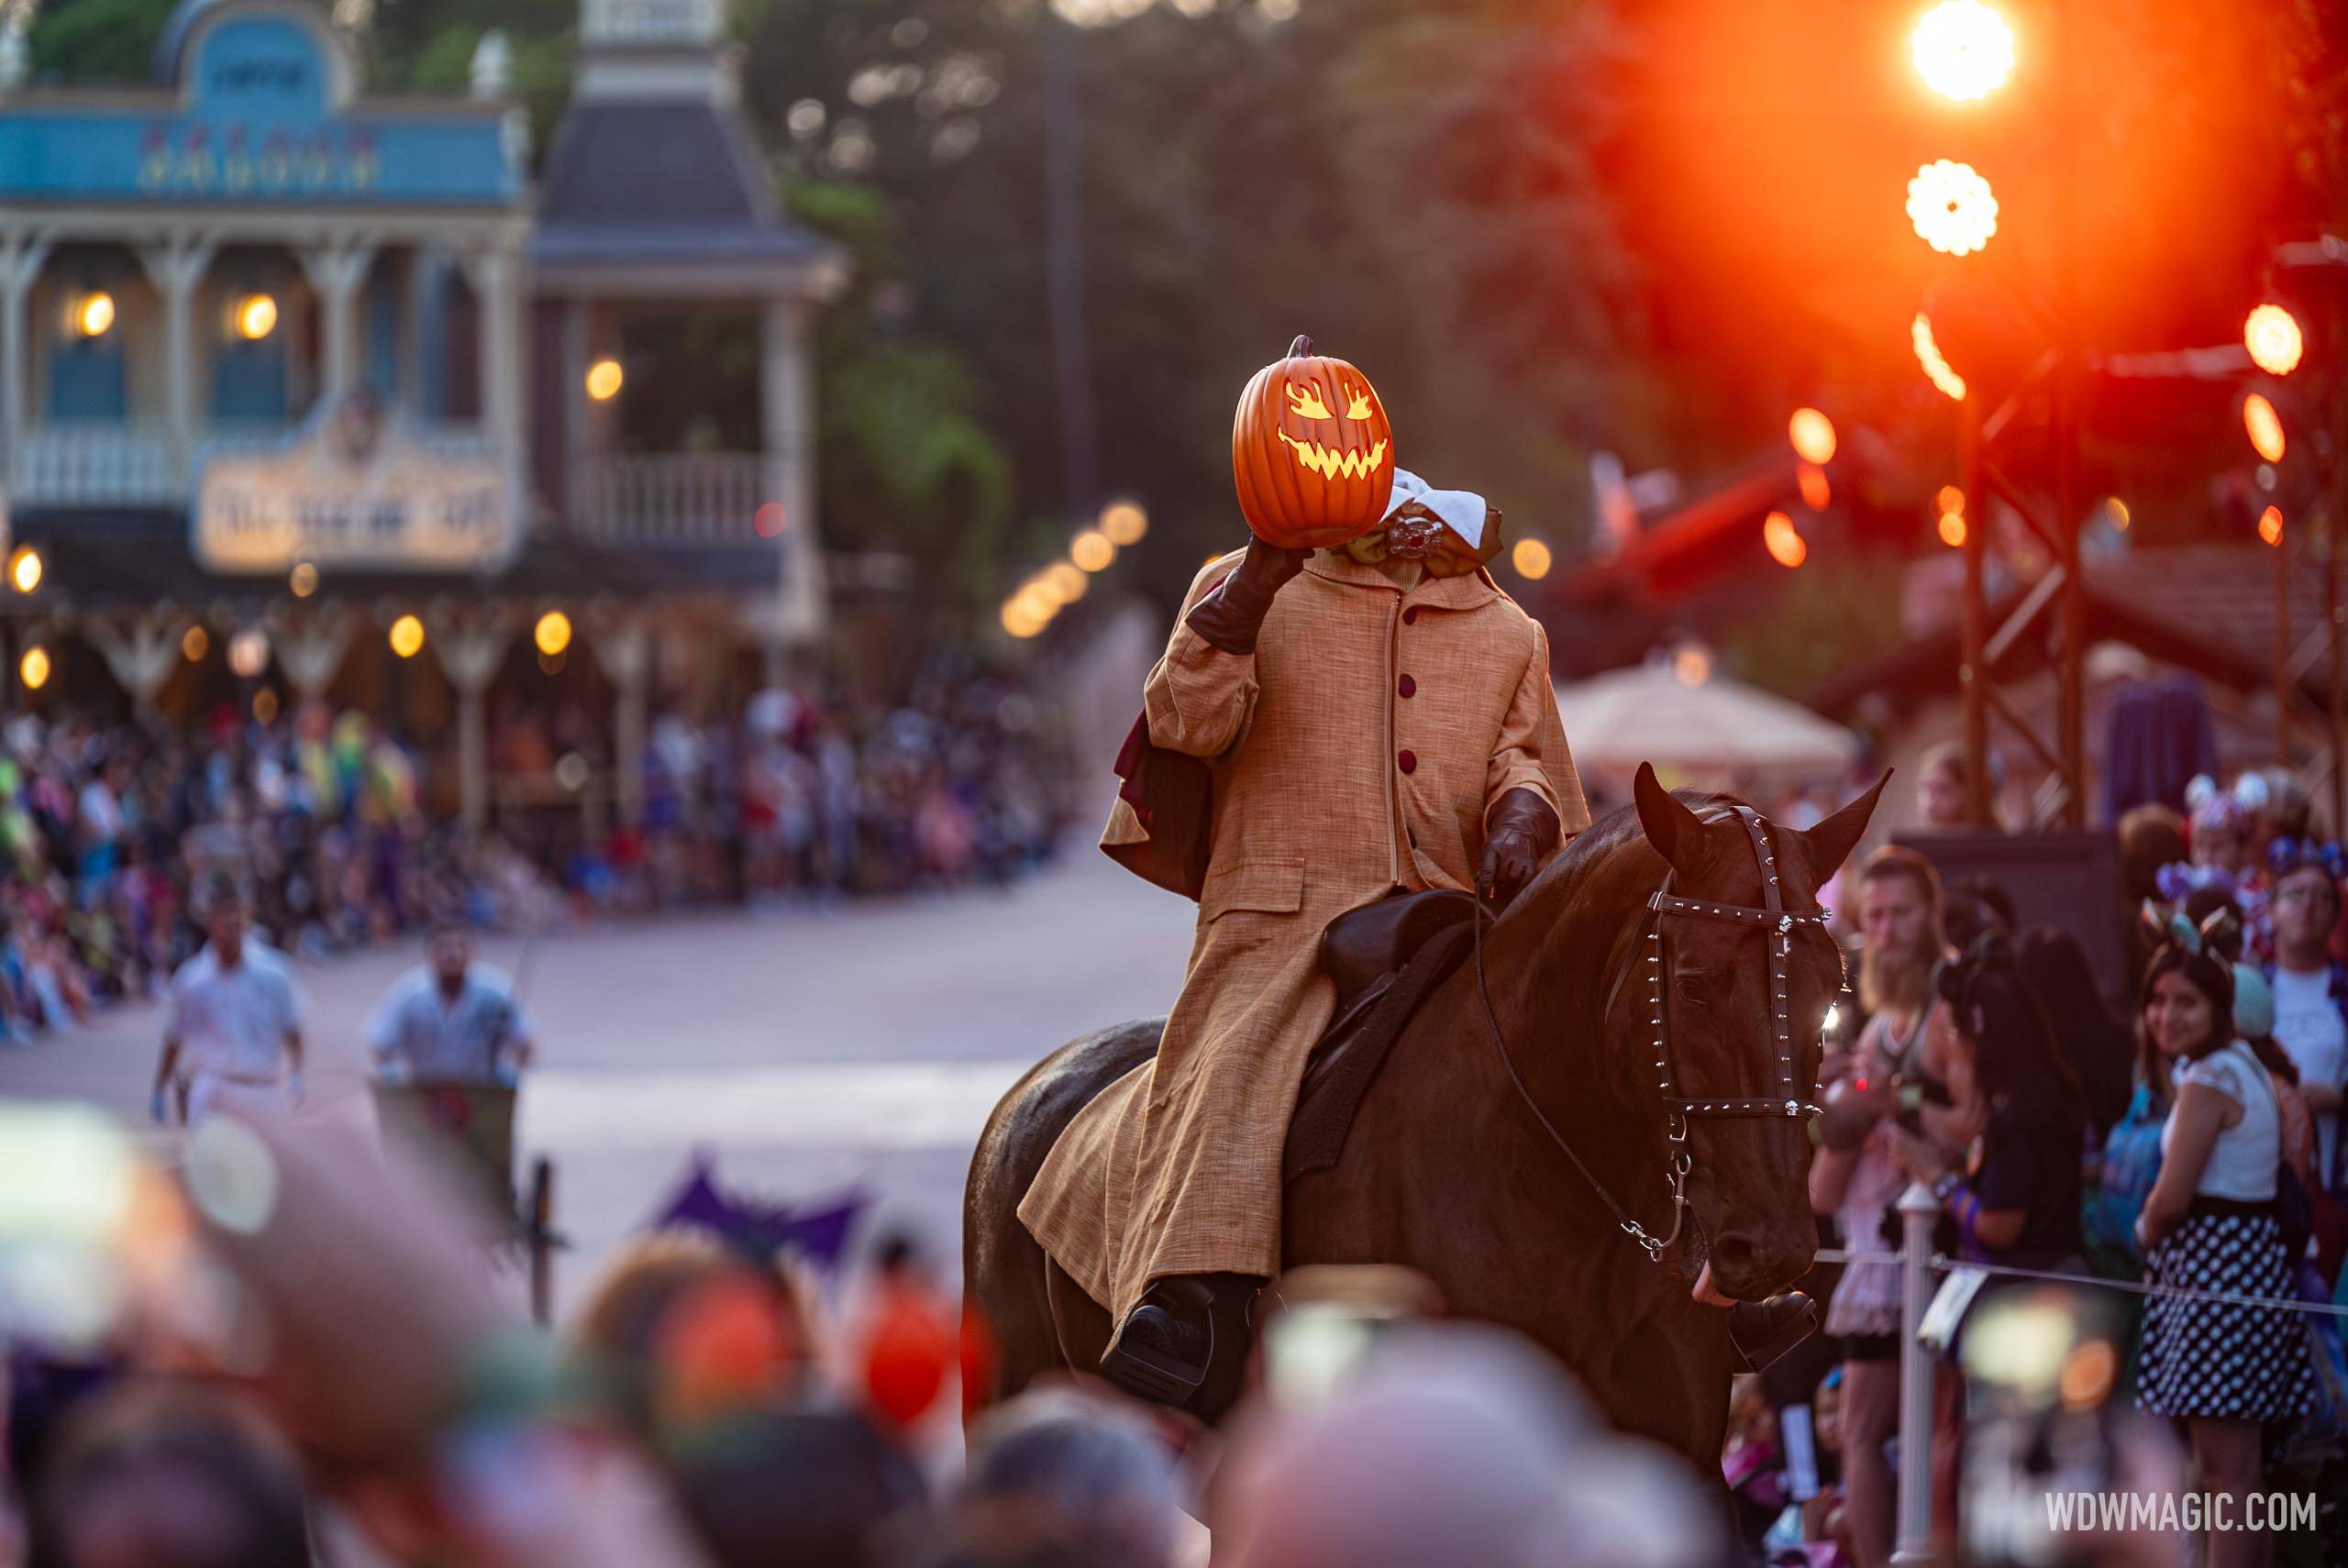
(1101, 1304, 1211, 1405)
(1728, 1290, 1819, 1375)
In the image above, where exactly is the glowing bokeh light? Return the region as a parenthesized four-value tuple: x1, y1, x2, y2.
(227, 627, 269, 679)
(388, 613, 426, 659)
(1512, 538, 1553, 580)
(754, 502, 788, 537)
(534, 611, 572, 657)
(1789, 407, 1837, 466)
(2259, 505, 2284, 547)
(18, 646, 50, 690)
(2243, 392, 2287, 463)
(1907, 160, 1999, 256)
(1911, 314, 1968, 400)
(1911, 0, 2015, 101)
(1045, 561, 1088, 602)
(2244, 304, 2304, 377)
(1763, 510, 1808, 569)
(1935, 484, 1966, 516)
(585, 358, 625, 402)
(1099, 500, 1148, 547)
(289, 562, 318, 598)
(182, 625, 210, 662)
(1939, 511, 1968, 548)
(2103, 497, 2130, 531)
(234, 293, 278, 341)
(8, 546, 42, 594)
(1070, 530, 1116, 572)
(1797, 463, 1832, 512)
(74, 292, 115, 337)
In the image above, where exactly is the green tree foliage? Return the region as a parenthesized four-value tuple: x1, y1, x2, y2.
(27, 0, 180, 82)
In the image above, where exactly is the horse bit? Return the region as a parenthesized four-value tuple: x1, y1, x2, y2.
(1472, 805, 1832, 1264)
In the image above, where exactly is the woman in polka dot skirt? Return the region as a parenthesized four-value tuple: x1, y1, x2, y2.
(2134, 939, 2315, 1568)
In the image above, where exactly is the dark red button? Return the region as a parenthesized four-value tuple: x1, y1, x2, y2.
(1398, 674, 1416, 699)
(1398, 750, 1417, 774)
(1402, 607, 1419, 625)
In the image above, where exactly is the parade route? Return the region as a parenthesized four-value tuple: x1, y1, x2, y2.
(0, 845, 1196, 1318)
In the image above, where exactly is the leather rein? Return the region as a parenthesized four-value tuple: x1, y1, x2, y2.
(1470, 805, 1830, 1264)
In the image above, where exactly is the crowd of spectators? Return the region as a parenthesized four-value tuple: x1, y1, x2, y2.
(1739, 760, 2348, 1568)
(0, 1112, 1735, 1568)
(0, 661, 1069, 1043)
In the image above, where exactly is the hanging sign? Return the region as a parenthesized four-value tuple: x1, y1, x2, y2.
(194, 392, 520, 574)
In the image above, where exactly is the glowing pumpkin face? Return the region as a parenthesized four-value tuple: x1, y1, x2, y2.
(1233, 335, 1396, 549)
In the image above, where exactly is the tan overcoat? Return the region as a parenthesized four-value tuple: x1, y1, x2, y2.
(1018, 546, 1590, 1322)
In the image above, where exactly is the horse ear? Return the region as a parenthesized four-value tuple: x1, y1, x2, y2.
(1801, 771, 1891, 880)
(1634, 762, 1705, 870)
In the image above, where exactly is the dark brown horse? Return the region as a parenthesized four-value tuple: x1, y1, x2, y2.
(965, 766, 1884, 1463)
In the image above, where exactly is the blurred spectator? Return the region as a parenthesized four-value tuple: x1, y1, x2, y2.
(1810, 845, 1963, 1568)
(1914, 741, 1991, 833)
(852, 1235, 959, 1435)
(1213, 1324, 1720, 1568)
(2263, 841, 2347, 1197)
(2018, 927, 2134, 1138)
(26, 1383, 311, 1568)
(569, 1231, 821, 1453)
(916, 1388, 1187, 1568)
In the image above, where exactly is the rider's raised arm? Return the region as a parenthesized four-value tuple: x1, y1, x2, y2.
(1142, 546, 1290, 760)
(1482, 618, 1589, 848)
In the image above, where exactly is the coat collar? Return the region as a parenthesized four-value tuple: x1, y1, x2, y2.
(1301, 547, 1502, 611)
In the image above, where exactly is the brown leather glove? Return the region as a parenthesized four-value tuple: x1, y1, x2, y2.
(1479, 787, 1560, 909)
(1184, 537, 1312, 655)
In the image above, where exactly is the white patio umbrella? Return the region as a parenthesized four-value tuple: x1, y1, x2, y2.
(1554, 648, 1858, 790)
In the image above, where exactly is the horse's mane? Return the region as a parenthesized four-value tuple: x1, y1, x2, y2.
(1515, 790, 1741, 917)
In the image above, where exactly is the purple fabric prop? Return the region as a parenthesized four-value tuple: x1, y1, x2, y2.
(648, 1154, 869, 1273)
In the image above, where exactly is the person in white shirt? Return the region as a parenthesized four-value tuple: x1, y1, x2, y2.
(151, 893, 305, 1123)
(2265, 850, 2346, 1189)
(368, 923, 535, 1087)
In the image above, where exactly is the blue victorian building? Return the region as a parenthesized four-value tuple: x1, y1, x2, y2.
(0, 0, 843, 824)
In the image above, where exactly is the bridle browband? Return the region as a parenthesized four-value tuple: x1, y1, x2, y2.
(1472, 804, 1832, 1264)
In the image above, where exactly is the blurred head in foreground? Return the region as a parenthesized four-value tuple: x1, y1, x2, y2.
(917, 1386, 1186, 1568)
(28, 1382, 311, 1568)
(1213, 1324, 1719, 1568)
(568, 1230, 820, 1452)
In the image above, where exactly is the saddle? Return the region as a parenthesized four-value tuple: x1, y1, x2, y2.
(1284, 888, 1480, 1183)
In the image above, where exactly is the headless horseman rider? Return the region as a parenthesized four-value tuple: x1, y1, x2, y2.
(1018, 471, 1818, 1404)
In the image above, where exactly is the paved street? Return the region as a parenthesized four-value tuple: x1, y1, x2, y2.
(0, 845, 1195, 1318)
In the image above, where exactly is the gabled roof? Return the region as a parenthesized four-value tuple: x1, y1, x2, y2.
(531, 99, 836, 283)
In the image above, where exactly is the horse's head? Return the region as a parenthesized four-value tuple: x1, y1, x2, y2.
(1624, 764, 1886, 1302)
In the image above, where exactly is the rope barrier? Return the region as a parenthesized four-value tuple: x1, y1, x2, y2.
(1811, 1246, 2348, 1322)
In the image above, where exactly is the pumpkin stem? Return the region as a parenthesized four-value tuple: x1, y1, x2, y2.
(1287, 335, 1313, 358)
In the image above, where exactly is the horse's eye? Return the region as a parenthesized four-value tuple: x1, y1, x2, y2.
(1674, 975, 1711, 1008)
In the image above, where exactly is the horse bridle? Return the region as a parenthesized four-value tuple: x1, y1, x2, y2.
(1471, 805, 1832, 1264)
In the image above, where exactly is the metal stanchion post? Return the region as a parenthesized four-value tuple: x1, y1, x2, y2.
(1890, 1182, 1942, 1566)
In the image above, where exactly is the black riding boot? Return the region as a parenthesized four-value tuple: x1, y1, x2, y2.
(1100, 1273, 1256, 1406)
(1727, 1291, 1819, 1374)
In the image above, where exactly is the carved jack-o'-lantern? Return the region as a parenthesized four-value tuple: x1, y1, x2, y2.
(1232, 335, 1396, 549)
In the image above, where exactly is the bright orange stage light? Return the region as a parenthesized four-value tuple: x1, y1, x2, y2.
(1908, 160, 1999, 256)
(2243, 392, 2287, 463)
(1763, 510, 1807, 569)
(1911, 1, 2015, 101)
(1935, 484, 1966, 516)
(1789, 407, 1837, 465)
(1938, 511, 1968, 548)
(2244, 304, 2304, 377)
(2258, 505, 2284, 547)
